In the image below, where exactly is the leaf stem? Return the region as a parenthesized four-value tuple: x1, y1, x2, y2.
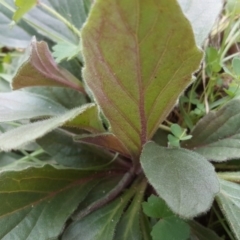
(18, 149, 45, 163)
(72, 166, 137, 220)
(217, 172, 240, 182)
(212, 205, 235, 240)
(158, 124, 171, 132)
(39, 2, 81, 38)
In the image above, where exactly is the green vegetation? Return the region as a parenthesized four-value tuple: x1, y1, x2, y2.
(0, 0, 240, 239)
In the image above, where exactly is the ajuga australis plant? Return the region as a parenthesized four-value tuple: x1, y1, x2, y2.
(2, 0, 240, 239)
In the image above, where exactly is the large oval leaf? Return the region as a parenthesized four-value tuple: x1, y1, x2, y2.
(140, 142, 219, 218)
(81, 0, 203, 158)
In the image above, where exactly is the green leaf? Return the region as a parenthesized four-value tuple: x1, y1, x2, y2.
(24, 86, 87, 109)
(188, 221, 223, 240)
(140, 142, 219, 218)
(151, 216, 190, 240)
(74, 176, 122, 215)
(177, 0, 223, 46)
(13, 0, 37, 22)
(142, 195, 174, 219)
(216, 179, 240, 240)
(52, 41, 81, 63)
(0, 163, 115, 240)
(171, 124, 183, 138)
(182, 99, 240, 162)
(12, 40, 84, 92)
(37, 130, 112, 169)
(0, 152, 18, 167)
(62, 182, 136, 240)
(81, 0, 203, 158)
(0, 90, 66, 122)
(206, 47, 221, 73)
(167, 134, 180, 147)
(65, 105, 105, 133)
(232, 57, 240, 76)
(114, 179, 147, 240)
(0, 104, 97, 151)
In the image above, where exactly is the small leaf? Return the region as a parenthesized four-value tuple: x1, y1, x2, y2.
(140, 142, 219, 218)
(12, 40, 84, 92)
(37, 130, 112, 169)
(180, 135, 192, 141)
(216, 179, 240, 240)
(81, 0, 203, 157)
(171, 124, 183, 138)
(182, 99, 240, 162)
(142, 195, 174, 218)
(206, 47, 221, 73)
(13, 0, 37, 22)
(0, 104, 97, 151)
(0, 163, 118, 240)
(151, 216, 190, 240)
(52, 41, 81, 63)
(167, 134, 180, 147)
(62, 183, 136, 240)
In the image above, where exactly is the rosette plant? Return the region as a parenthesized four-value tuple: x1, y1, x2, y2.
(1, 0, 240, 239)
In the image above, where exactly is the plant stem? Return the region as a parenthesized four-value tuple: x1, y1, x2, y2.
(39, 3, 81, 38)
(213, 206, 235, 240)
(159, 124, 171, 132)
(72, 167, 137, 220)
(18, 149, 45, 163)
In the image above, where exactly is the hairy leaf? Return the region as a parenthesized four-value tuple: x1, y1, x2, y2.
(216, 179, 240, 240)
(0, 163, 118, 240)
(12, 40, 84, 92)
(0, 104, 98, 151)
(0, 90, 66, 122)
(177, 0, 223, 46)
(62, 184, 136, 240)
(182, 99, 240, 162)
(81, 0, 203, 157)
(37, 130, 112, 169)
(140, 142, 219, 218)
